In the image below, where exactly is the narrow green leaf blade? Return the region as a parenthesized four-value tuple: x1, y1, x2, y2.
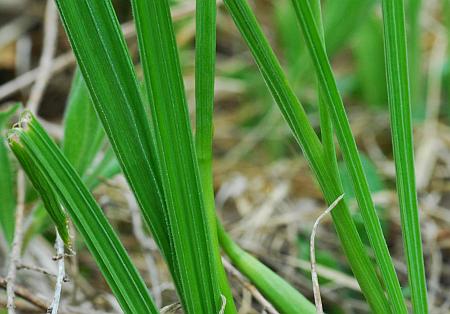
(222, 1, 390, 311)
(289, 1, 406, 311)
(380, 0, 428, 312)
(194, 0, 236, 312)
(0, 103, 20, 244)
(132, 0, 222, 312)
(9, 113, 158, 314)
(12, 142, 71, 247)
(54, 0, 172, 272)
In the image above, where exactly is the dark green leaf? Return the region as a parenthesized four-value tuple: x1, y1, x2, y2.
(9, 113, 158, 314)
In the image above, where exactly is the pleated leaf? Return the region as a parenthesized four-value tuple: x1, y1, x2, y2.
(9, 113, 158, 314)
(131, 0, 221, 312)
(0, 103, 20, 244)
(54, 0, 172, 274)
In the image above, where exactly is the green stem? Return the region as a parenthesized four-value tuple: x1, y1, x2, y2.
(218, 222, 316, 314)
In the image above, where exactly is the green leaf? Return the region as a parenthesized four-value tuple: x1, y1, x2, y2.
(222, 0, 390, 311)
(12, 139, 71, 247)
(9, 112, 158, 314)
(407, 0, 423, 117)
(218, 223, 316, 314)
(63, 69, 105, 176)
(193, 0, 236, 312)
(0, 103, 20, 244)
(23, 146, 121, 250)
(380, 0, 428, 312)
(289, 1, 406, 311)
(131, 0, 222, 312)
(54, 0, 173, 278)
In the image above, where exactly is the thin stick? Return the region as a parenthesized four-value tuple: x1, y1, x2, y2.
(0, 276, 49, 311)
(48, 232, 66, 314)
(6, 170, 26, 314)
(222, 258, 279, 314)
(17, 263, 57, 278)
(310, 194, 344, 314)
(26, 0, 58, 115)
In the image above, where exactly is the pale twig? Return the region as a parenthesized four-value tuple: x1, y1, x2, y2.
(0, 276, 49, 311)
(310, 195, 344, 314)
(0, 52, 74, 101)
(6, 170, 26, 314)
(222, 258, 279, 314)
(26, 0, 58, 115)
(48, 232, 66, 314)
(283, 256, 360, 291)
(0, 16, 36, 49)
(17, 263, 57, 278)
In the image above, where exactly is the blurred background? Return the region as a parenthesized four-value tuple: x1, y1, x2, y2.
(0, 0, 448, 313)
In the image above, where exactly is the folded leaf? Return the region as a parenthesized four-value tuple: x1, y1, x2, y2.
(132, 0, 222, 311)
(9, 112, 158, 314)
(0, 103, 20, 244)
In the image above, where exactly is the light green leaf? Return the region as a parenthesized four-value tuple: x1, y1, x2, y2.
(0, 103, 20, 244)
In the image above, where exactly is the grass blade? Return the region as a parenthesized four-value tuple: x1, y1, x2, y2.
(289, 1, 406, 311)
(131, 0, 222, 312)
(218, 223, 316, 314)
(380, 0, 428, 312)
(407, 0, 422, 115)
(0, 103, 20, 244)
(54, 0, 173, 276)
(13, 142, 71, 247)
(193, 0, 236, 312)
(308, 0, 340, 187)
(222, 1, 390, 311)
(63, 69, 104, 176)
(9, 112, 158, 314)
